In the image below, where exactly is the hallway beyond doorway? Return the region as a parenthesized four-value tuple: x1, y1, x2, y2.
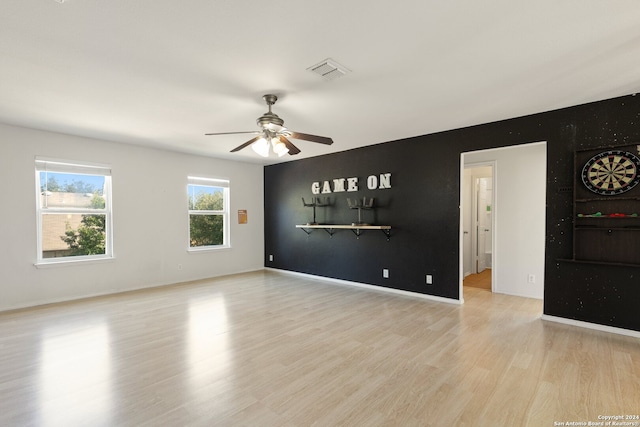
(464, 269, 491, 291)
(460, 142, 546, 300)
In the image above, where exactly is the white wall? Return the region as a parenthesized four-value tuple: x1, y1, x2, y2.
(0, 123, 264, 311)
(462, 142, 546, 299)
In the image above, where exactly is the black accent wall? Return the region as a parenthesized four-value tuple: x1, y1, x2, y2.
(264, 94, 640, 332)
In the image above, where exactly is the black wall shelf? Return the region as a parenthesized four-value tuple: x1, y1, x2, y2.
(557, 258, 640, 268)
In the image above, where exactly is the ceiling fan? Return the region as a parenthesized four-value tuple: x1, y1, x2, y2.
(205, 94, 334, 157)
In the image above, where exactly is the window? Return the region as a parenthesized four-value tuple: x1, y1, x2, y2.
(188, 176, 230, 249)
(35, 158, 113, 264)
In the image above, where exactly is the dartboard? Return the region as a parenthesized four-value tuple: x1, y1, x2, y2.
(581, 150, 640, 195)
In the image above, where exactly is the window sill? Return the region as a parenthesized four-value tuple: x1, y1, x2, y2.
(187, 245, 231, 253)
(34, 256, 115, 269)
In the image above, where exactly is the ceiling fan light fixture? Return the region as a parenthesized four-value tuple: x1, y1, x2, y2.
(251, 138, 270, 157)
(205, 93, 333, 157)
(272, 139, 289, 157)
(264, 122, 285, 132)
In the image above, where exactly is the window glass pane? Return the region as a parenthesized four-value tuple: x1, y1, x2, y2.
(189, 214, 223, 247)
(41, 213, 106, 258)
(39, 172, 106, 209)
(188, 185, 224, 211)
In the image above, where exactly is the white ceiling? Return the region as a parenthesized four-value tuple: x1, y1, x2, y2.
(2, 1, 640, 164)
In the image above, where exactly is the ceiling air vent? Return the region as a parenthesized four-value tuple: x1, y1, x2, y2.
(307, 58, 350, 81)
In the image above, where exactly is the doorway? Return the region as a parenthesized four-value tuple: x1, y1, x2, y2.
(463, 165, 494, 292)
(459, 142, 547, 301)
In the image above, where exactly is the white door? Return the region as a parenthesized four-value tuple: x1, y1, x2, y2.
(476, 177, 492, 273)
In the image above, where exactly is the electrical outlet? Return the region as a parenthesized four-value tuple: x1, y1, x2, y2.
(382, 269, 389, 279)
(426, 275, 433, 285)
(177, 264, 183, 271)
(269, 254, 274, 262)
(528, 274, 535, 284)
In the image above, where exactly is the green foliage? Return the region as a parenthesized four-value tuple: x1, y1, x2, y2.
(90, 192, 106, 209)
(190, 214, 224, 247)
(61, 214, 106, 256)
(189, 190, 224, 247)
(189, 190, 223, 210)
(59, 192, 107, 256)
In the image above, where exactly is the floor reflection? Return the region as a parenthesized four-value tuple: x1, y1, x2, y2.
(38, 321, 112, 427)
(188, 296, 231, 389)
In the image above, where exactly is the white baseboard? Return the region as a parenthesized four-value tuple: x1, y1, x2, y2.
(541, 315, 640, 338)
(265, 268, 462, 305)
(0, 268, 263, 313)
(493, 288, 543, 300)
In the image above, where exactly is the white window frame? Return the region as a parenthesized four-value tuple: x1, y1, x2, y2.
(35, 157, 113, 266)
(187, 176, 230, 251)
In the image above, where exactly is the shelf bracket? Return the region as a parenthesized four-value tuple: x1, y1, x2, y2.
(299, 227, 312, 237)
(348, 228, 391, 240)
(298, 227, 335, 238)
(381, 228, 391, 241)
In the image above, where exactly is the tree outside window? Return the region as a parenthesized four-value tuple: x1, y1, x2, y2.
(188, 178, 229, 249)
(60, 193, 107, 256)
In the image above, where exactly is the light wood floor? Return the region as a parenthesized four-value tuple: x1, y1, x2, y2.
(1, 270, 639, 426)
(463, 269, 492, 291)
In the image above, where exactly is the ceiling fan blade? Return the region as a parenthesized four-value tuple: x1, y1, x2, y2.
(230, 135, 262, 152)
(279, 136, 301, 155)
(287, 131, 333, 145)
(205, 131, 259, 136)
